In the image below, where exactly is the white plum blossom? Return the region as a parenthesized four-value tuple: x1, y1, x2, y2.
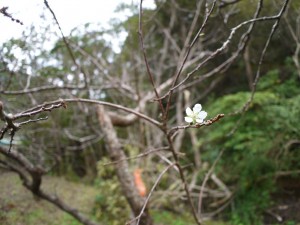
(184, 104, 207, 124)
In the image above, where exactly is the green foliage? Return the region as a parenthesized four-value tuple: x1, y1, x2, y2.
(230, 158, 275, 225)
(152, 210, 229, 225)
(93, 157, 131, 225)
(284, 221, 297, 225)
(197, 63, 300, 224)
(55, 214, 83, 225)
(1, 1, 300, 224)
(0, 172, 97, 225)
(152, 210, 194, 225)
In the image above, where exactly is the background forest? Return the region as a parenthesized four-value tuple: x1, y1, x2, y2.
(0, 0, 300, 225)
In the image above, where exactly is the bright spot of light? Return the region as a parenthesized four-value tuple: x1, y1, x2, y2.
(67, 74, 74, 81)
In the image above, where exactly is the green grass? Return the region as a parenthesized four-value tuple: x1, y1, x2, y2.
(0, 171, 97, 225)
(0, 171, 229, 225)
(152, 210, 229, 225)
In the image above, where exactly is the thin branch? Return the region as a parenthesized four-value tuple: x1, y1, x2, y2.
(14, 100, 67, 120)
(43, 0, 89, 88)
(18, 116, 48, 126)
(0, 146, 100, 225)
(18, 98, 162, 129)
(198, 148, 225, 217)
(1, 84, 85, 95)
(164, 129, 202, 224)
(178, 0, 264, 91)
(138, 0, 165, 114)
(0, 6, 23, 25)
(127, 163, 175, 225)
(242, 0, 290, 112)
(103, 147, 169, 166)
(228, 0, 290, 134)
(219, 0, 241, 9)
(164, 0, 217, 120)
(159, 5, 289, 101)
(168, 114, 225, 137)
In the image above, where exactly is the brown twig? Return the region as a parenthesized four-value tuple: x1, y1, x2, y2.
(138, 0, 165, 115)
(0, 146, 99, 225)
(158, 4, 289, 102)
(168, 114, 225, 137)
(43, 0, 89, 88)
(198, 148, 226, 217)
(0, 100, 66, 152)
(0, 7, 23, 25)
(178, 0, 264, 92)
(164, 0, 217, 120)
(18, 98, 162, 129)
(103, 147, 169, 166)
(1, 84, 85, 95)
(227, 0, 290, 135)
(126, 163, 175, 225)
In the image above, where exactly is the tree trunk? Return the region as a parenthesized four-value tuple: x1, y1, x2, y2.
(97, 105, 152, 225)
(243, 45, 254, 91)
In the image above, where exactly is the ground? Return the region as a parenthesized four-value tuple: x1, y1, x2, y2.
(1, 170, 299, 225)
(0, 170, 226, 225)
(264, 177, 300, 224)
(0, 170, 98, 225)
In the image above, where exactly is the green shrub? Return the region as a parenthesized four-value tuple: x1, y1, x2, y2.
(93, 157, 131, 225)
(196, 67, 300, 224)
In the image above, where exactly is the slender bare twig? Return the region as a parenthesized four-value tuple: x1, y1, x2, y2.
(168, 138, 202, 224)
(1, 84, 85, 95)
(178, 0, 264, 92)
(227, 0, 290, 135)
(103, 147, 169, 166)
(219, 0, 241, 9)
(138, 0, 165, 114)
(198, 148, 225, 217)
(157, 4, 289, 102)
(18, 117, 48, 126)
(164, 0, 217, 120)
(168, 114, 225, 138)
(44, 0, 89, 88)
(0, 146, 100, 225)
(0, 6, 23, 25)
(242, 0, 290, 112)
(17, 98, 162, 129)
(0, 100, 66, 151)
(126, 163, 175, 225)
(169, 13, 286, 94)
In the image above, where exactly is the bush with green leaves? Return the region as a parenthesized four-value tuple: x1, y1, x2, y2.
(195, 63, 300, 224)
(93, 157, 131, 225)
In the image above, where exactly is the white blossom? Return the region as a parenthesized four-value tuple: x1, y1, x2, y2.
(184, 103, 207, 124)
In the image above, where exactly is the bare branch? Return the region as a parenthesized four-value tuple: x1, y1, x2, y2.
(127, 163, 175, 225)
(103, 147, 169, 166)
(0, 6, 23, 25)
(168, 114, 225, 137)
(138, 0, 165, 114)
(18, 98, 162, 129)
(198, 148, 226, 218)
(0, 146, 100, 225)
(44, 0, 89, 88)
(164, 0, 217, 120)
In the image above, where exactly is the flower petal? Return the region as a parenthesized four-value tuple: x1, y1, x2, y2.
(185, 117, 193, 123)
(196, 118, 204, 123)
(193, 104, 202, 113)
(186, 107, 193, 116)
(198, 111, 207, 120)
